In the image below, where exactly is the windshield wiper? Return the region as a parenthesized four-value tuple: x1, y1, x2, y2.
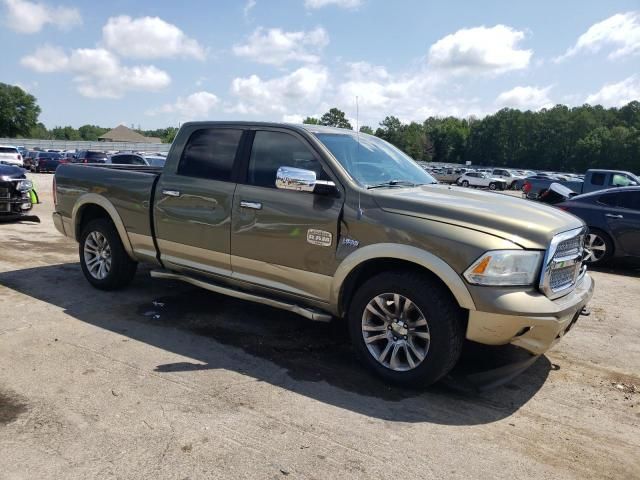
(366, 180, 422, 189)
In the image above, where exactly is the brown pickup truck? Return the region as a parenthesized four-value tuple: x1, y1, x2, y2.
(53, 122, 594, 386)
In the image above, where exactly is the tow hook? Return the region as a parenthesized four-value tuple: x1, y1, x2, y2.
(580, 307, 591, 317)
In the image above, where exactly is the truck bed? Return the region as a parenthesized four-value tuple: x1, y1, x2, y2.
(55, 163, 161, 240)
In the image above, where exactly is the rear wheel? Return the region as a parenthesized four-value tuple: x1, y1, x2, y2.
(347, 271, 465, 387)
(79, 218, 137, 290)
(584, 228, 613, 265)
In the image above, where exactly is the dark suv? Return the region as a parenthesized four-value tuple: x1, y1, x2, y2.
(74, 150, 108, 164)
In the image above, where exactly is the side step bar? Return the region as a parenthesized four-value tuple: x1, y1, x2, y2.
(150, 270, 333, 323)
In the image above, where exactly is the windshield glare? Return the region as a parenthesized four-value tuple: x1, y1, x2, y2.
(314, 132, 436, 187)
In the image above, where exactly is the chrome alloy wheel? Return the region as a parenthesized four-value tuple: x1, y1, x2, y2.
(84, 231, 112, 280)
(361, 293, 430, 371)
(584, 233, 607, 263)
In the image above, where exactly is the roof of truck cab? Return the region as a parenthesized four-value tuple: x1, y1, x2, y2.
(179, 121, 360, 136)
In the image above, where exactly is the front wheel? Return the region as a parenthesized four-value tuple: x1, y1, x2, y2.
(489, 182, 497, 190)
(461, 180, 469, 187)
(79, 218, 137, 290)
(347, 271, 465, 387)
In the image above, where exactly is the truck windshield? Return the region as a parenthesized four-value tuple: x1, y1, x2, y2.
(314, 133, 436, 188)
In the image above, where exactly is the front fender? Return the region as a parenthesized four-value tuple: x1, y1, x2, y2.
(331, 243, 476, 314)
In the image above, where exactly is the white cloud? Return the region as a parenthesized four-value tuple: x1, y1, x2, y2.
(20, 45, 69, 72)
(229, 66, 329, 114)
(304, 0, 362, 9)
(556, 12, 640, 62)
(282, 114, 304, 123)
(495, 85, 553, 110)
(3, 0, 81, 33)
(428, 24, 532, 75)
(21, 46, 171, 98)
(243, 0, 256, 18)
(102, 15, 206, 60)
(149, 91, 220, 119)
(586, 75, 640, 107)
(233, 27, 329, 66)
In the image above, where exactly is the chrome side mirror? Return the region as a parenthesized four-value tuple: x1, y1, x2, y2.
(276, 166, 317, 192)
(276, 166, 337, 194)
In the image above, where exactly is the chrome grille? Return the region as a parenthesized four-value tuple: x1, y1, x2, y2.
(540, 228, 586, 299)
(0, 187, 9, 199)
(549, 265, 578, 290)
(555, 235, 582, 258)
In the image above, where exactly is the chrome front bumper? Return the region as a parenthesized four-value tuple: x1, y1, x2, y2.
(466, 273, 594, 355)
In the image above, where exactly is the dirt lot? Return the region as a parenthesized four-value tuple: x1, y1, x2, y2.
(1, 174, 639, 479)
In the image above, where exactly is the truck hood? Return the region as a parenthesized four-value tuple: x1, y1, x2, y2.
(373, 184, 584, 249)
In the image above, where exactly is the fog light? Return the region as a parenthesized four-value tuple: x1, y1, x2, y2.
(21, 202, 31, 210)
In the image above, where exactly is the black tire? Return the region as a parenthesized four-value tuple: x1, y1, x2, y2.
(461, 180, 469, 187)
(347, 271, 466, 387)
(584, 228, 614, 265)
(489, 182, 497, 190)
(79, 218, 137, 290)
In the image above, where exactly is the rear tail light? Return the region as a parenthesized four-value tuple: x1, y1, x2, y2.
(17, 154, 22, 160)
(523, 181, 532, 193)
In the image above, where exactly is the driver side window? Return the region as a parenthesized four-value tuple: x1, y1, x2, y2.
(248, 131, 327, 188)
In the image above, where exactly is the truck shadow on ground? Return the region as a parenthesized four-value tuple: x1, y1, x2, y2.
(0, 263, 553, 425)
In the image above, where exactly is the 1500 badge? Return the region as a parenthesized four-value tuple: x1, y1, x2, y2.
(307, 229, 332, 247)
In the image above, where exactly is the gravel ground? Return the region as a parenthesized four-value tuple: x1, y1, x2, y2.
(0, 173, 638, 479)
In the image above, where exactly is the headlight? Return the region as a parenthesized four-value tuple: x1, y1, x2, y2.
(463, 250, 543, 286)
(16, 180, 33, 192)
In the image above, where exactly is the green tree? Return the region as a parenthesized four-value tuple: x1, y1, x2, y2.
(0, 83, 41, 137)
(51, 126, 81, 140)
(302, 116, 320, 125)
(28, 122, 51, 139)
(359, 125, 374, 134)
(320, 108, 353, 129)
(164, 127, 178, 143)
(78, 124, 109, 141)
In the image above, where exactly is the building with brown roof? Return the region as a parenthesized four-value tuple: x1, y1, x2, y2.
(98, 125, 162, 143)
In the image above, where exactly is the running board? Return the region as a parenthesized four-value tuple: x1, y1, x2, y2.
(150, 270, 333, 323)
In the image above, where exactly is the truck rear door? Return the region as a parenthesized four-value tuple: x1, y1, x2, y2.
(153, 127, 244, 277)
(230, 128, 343, 303)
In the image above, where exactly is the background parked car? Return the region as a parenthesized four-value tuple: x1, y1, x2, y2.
(74, 150, 108, 164)
(33, 152, 66, 173)
(523, 169, 639, 199)
(109, 153, 167, 167)
(23, 151, 38, 171)
(556, 186, 640, 264)
(490, 168, 524, 189)
(0, 145, 23, 167)
(456, 172, 507, 190)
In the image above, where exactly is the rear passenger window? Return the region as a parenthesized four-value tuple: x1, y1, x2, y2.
(598, 193, 618, 207)
(591, 173, 606, 186)
(248, 131, 326, 188)
(178, 129, 243, 181)
(617, 192, 640, 210)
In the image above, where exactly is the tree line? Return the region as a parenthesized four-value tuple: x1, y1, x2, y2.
(1, 82, 638, 172)
(304, 104, 640, 173)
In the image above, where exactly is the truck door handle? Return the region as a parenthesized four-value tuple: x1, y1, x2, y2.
(605, 213, 623, 219)
(162, 190, 181, 197)
(240, 200, 262, 210)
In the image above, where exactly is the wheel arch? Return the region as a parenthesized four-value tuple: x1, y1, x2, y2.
(72, 194, 136, 259)
(332, 243, 476, 317)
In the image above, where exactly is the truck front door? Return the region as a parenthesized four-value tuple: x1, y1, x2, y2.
(230, 128, 343, 303)
(154, 127, 244, 277)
